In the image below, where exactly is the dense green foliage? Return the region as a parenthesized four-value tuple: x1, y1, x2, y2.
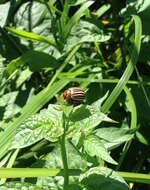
(0, 0, 150, 189)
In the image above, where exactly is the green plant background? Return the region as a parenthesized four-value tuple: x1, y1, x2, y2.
(0, 0, 150, 189)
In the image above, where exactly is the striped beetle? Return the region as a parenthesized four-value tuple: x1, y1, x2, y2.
(63, 87, 85, 104)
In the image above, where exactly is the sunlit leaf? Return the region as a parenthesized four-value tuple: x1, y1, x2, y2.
(0, 182, 42, 190)
(65, 18, 110, 52)
(84, 135, 117, 165)
(80, 167, 129, 190)
(10, 105, 64, 149)
(0, 1, 10, 27)
(96, 127, 134, 150)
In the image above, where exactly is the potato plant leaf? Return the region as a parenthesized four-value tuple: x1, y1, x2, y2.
(64, 18, 111, 52)
(36, 141, 89, 190)
(0, 1, 10, 27)
(0, 91, 20, 121)
(83, 135, 117, 165)
(0, 182, 42, 190)
(95, 127, 134, 150)
(13, 1, 60, 56)
(67, 102, 115, 138)
(80, 167, 129, 190)
(10, 105, 64, 149)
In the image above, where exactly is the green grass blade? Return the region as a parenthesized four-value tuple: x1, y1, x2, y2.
(95, 3, 111, 17)
(0, 168, 150, 185)
(58, 77, 150, 86)
(47, 1, 62, 15)
(47, 44, 81, 87)
(60, 0, 70, 35)
(64, 1, 94, 39)
(118, 171, 150, 184)
(5, 27, 56, 47)
(123, 86, 137, 130)
(0, 149, 19, 185)
(116, 86, 137, 170)
(0, 168, 81, 178)
(101, 15, 142, 113)
(0, 168, 60, 178)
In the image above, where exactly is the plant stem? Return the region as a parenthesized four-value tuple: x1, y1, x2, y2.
(60, 113, 69, 189)
(60, 134, 69, 189)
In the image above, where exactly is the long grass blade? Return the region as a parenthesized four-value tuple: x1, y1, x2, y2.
(95, 3, 111, 17)
(64, 1, 94, 39)
(116, 86, 137, 170)
(101, 15, 142, 113)
(5, 27, 56, 47)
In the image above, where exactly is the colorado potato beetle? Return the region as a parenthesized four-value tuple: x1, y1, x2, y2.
(63, 87, 85, 103)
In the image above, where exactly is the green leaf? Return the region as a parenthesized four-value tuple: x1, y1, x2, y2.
(6, 50, 58, 76)
(60, 0, 70, 35)
(120, 0, 150, 17)
(95, 3, 111, 17)
(136, 131, 149, 145)
(0, 91, 20, 121)
(9, 114, 44, 149)
(69, 0, 87, 6)
(91, 92, 109, 109)
(95, 127, 134, 150)
(65, 18, 110, 52)
(0, 79, 68, 159)
(124, 86, 137, 129)
(84, 135, 118, 165)
(128, 79, 150, 124)
(0, 152, 12, 168)
(96, 127, 133, 143)
(120, 0, 150, 62)
(0, 182, 42, 190)
(37, 141, 88, 189)
(46, 141, 88, 169)
(16, 68, 32, 88)
(10, 104, 64, 149)
(0, 55, 5, 78)
(66, 103, 114, 138)
(63, 1, 94, 39)
(15, 1, 50, 28)
(0, 52, 89, 159)
(0, 149, 19, 185)
(116, 86, 138, 170)
(66, 184, 82, 190)
(5, 27, 56, 47)
(13, 1, 60, 56)
(0, 1, 10, 27)
(0, 55, 6, 89)
(80, 167, 129, 190)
